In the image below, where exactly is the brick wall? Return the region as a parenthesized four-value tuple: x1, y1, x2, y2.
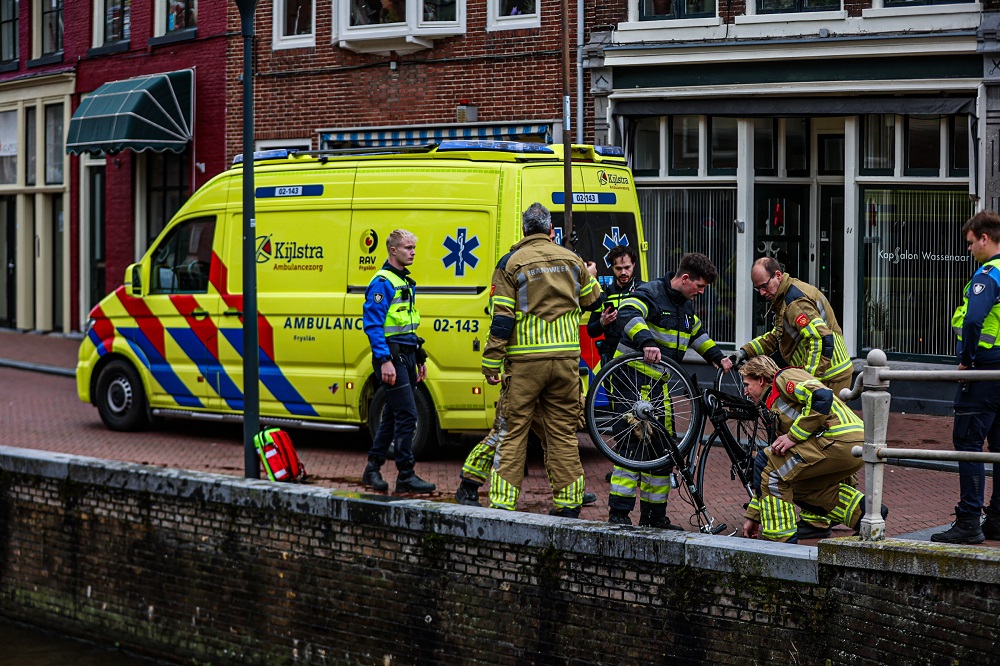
(0, 448, 996, 665)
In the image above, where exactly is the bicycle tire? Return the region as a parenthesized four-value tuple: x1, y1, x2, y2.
(585, 352, 702, 471)
(713, 365, 759, 456)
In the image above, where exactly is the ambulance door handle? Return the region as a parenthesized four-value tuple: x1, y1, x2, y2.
(224, 308, 243, 317)
(191, 308, 209, 320)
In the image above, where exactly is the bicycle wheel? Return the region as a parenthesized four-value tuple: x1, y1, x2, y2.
(713, 365, 758, 454)
(585, 352, 702, 471)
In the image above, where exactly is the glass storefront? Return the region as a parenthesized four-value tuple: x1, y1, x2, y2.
(860, 187, 975, 361)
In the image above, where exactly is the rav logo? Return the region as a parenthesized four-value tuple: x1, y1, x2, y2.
(360, 229, 379, 254)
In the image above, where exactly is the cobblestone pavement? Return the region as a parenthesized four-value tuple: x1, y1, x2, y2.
(1, 328, 995, 547)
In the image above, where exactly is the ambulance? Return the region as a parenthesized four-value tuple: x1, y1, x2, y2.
(76, 141, 648, 456)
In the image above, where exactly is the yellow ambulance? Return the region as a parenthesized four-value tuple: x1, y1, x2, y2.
(76, 141, 647, 455)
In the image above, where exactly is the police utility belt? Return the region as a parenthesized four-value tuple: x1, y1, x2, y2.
(388, 337, 427, 363)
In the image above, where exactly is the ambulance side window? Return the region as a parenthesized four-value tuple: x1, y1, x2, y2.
(150, 217, 216, 294)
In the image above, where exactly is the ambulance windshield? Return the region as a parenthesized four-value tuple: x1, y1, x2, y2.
(550, 211, 642, 286)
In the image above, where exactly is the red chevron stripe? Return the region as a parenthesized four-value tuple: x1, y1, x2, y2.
(90, 304, 116, 353)
(170, 294, 219, 360)
(114, 285, 165, 357)
(210, 252, 275, 362)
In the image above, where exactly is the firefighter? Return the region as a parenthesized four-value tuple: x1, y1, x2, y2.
(932, 211, 1000, 544)
(739, 356, 876, 543)
(587, 244, 641, 368)
(481, 203, 603, 518)
(607, 253, 732, 528)
(735, 256, 855, 539)
(360, 229, 435, 494)
(453, 385, 597, 507)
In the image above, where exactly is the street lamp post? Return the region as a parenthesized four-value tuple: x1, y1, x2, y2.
(235, 0, 260, 479)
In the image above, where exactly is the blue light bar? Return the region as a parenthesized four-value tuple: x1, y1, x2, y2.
(232, 149, 292, 165)
(594, 145, 625, 157)
(436, 140, 555, 154)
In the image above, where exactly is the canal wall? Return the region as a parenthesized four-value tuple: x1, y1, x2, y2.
(0, 447, 996, 665)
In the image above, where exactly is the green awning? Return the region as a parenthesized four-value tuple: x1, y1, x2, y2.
(66, 69, 194, 155)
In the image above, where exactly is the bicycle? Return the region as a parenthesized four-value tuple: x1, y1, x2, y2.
(585, 352, 772, 535)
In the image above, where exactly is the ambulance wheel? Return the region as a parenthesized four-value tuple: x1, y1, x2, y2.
(95, 359, 150, 432)
(368, 385, 436, 460)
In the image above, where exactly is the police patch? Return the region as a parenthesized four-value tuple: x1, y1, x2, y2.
(973, 283, 986, 295)
(373, 293, 383, 303)
(795, 313, 809, 328)
(786, 381, 795, 394)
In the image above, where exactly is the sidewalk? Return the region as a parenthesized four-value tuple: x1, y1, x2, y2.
(0, 327, 993, 546)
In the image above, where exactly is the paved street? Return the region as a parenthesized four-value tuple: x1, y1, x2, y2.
(1, 328, 994, 546)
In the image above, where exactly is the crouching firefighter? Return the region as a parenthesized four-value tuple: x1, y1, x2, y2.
(361, 228, 436, 494)
(739, 356, 884, 543)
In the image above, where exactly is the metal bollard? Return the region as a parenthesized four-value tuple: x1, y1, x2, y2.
(858, 349, 890, 541)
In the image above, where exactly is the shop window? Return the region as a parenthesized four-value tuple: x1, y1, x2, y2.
(44, 103, 62, 185)
(669, 115, 699, 175)
(950, 116, 969, 177)
(0, 110, 14, 185)
(100, 0, 130, 45)
(637, 186, 738, 343)
(146, 150, 190, 247)
(753, 119, 776, 176)
(24, 106, 34, 186)
(486, 0, 538, 31)
(633, 117, 660, 177)
(0, 0, 17, 65)
(40, 0, 62, 55)
(150, 217, 215, 294)
(785, 118, 808, 177)
(639, 0, 715, 20)
(274, 0, 314, 49)
(757, 0, 838, 12)
(904, 115, 940, 176)
(861, 187, 974, 360)
(709, 117, 737, 175)
(860, 114, 895, 176)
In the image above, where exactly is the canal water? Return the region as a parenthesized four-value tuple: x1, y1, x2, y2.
(0, 620, 177, 665)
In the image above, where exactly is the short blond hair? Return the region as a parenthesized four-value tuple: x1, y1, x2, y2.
(386, 229, 417, 252)
(739, 355, 780, 381)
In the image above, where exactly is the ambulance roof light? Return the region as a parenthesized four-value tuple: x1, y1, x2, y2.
(593, 145, 625, 157)
(436, 140, 555, 154)
(232, 149, 292, 165)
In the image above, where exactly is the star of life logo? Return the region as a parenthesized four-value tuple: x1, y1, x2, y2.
(601, 227, 630, 267)
(443, 228, 480, 277)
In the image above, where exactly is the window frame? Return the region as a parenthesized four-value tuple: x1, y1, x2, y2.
(144, 149, 191, 250)
(35, 0, 63, 58)
(0, 0, 17, 66)
(949, 115, 970, 178)
(148, 216, 216, 295)
(151, 0, 197, 41)
(486, 0, 539, 32)
(273, 0, 315, 50)
(639, 0, 715, 21)
(707, 116, 738, 176)
(93, 0, 130, 48)
(859, 113, 897, 177)
(756, 0, 840, 14)
(667, 115, 700, 176)
(902, 114, 943, 177)
(43, 102, 64, 186)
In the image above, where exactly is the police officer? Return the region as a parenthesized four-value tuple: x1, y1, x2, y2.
(739, 356, 874, 543)
(361, 229, 435, 494)
(736, 256, 854, 539)
(607, 253, 732, 528)
(932, 211, 1000, 544)
(587, 244, 641, 367)
(482, 203, 603, 517)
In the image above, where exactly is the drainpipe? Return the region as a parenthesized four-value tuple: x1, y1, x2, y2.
(577, 0, 584, 143)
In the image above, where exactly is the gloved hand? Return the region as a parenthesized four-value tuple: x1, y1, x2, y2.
(728, 349, 747, 366)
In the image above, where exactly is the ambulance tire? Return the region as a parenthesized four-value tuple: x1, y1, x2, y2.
(367, 385, 436, 459)
(95, 359, 150, 432)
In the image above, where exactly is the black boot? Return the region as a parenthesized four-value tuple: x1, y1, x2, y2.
(396, 470, 436, 494)
(983, 507, 1000, 540)
(851, 504, 889, 535)
(455, 480, 482, 506)
(583, 492, 597, 506)
(608, 509, 632, 525)
(361, 455, 388, 492)
(931, 507, 984, 544)
(795, 519, 833, 540)
(549, 507, 581, 519)
(639, 503, 683, 531)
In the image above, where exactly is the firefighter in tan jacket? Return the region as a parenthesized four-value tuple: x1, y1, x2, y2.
(739, 356, 870, 543)
(481, 203, 603, 518)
